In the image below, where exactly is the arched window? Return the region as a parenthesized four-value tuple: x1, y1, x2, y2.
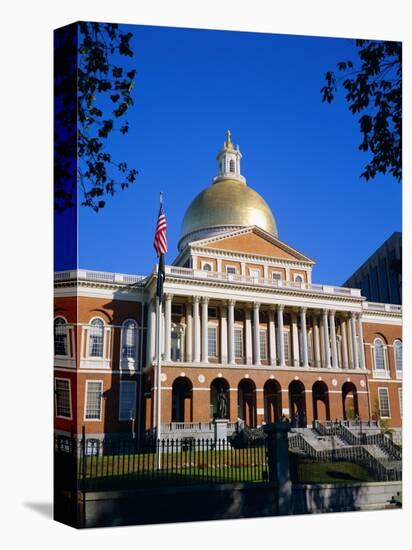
(374, 338, 386, 371)
(394, 340, 402, 371)
(295, 275, 303, 284)
(54, 317, 68, 356)
(121, 319, 137, 360)
(89, 318, 105, 357)
(202, 263, 212, 271)
(229, 159, 235, 173)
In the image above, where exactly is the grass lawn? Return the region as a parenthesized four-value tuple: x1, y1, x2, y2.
(79, 448, 269, 489)
(297, 461, 375, 484)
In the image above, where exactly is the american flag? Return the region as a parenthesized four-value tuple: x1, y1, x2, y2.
(153, 202, 168, 257)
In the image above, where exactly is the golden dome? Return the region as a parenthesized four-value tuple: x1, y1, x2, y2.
(179, 178, 278, 250)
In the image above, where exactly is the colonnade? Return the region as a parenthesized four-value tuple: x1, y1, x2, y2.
(146, 295, 365, 370)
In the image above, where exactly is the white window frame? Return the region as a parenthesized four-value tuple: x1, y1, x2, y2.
(259, 329, 268, 360)
(226, 265, 238, 275)
(54, 377, 72, 419)
(373, 338, 389, 378)
(283, 331, 290, 363)
(393, 339, 402, 377)
(249, 268, 261, 282)
(208, 325, 218, 357)
(84, 380, 103, 422)
(377, 387, 391, 419)
(201, 261, 213, 271)
(54, 316, 69, 357)
(119, 380, 137, 421)
(87, 317, 106, 359)
(120, 318, 138, 369)
(234, 327, 244, 358)
(271, 271, 282, 282)
(293, 274, 304, 285)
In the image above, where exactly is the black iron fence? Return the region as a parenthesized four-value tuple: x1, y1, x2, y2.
(55, 434, 269, 491)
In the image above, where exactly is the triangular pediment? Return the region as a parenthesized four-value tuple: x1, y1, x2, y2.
(189, 226, 314, 263)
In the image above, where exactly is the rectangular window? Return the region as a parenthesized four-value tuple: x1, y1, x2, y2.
(399, 388, 402, 417)
(234, 328, 243, 358)
(208, 307, 218, 319)
(272, 272, 282, 281)
(259, 330, 268, 359)
(378, 388, 391, 418)
(55, 378, 72, 418)
(226, 266, 237, 274)
(283, 332, 290, 362)
(249, 269, 260, 279)
(119, 381, 136, 420)
(208, 326, 217, 357)
(54, 323, 68, 356)
(172, 304, 183, 316)
(85, 381, 103, 420)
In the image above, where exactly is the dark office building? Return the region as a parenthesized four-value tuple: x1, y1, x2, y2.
(344, 232, 402, 305)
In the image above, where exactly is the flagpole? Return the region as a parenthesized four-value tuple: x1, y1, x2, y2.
(154, 191, 165, 470)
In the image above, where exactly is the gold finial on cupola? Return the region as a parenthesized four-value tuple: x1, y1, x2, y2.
(225, 129, 234, 149)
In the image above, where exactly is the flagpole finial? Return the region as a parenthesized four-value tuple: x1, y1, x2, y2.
(159, 191, 163, 205)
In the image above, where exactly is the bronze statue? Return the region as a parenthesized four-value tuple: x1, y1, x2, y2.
(217, 388, 227, 419)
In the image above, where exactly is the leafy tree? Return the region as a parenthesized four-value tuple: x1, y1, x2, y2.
(321, 40, 402, 183)
(372, 397, 393, 436)
(54, 22, 138, 213)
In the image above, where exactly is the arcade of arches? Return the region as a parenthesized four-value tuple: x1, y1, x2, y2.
(158, 375, 363, 428)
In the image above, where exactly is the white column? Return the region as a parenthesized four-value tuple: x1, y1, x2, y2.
(228, 299, 236, 365)
(146, 299, 155, 367)
(269, 307, 277, 366)
(277, 305, 285, 367)
(300, 307, 309, 368)
(253, 302, 261, 366)
(220, 304, 228, 364)
(322, 309, 331, 368)
(357, 314, 365, 369)
(164, 294, 173, 361)
(329, 310, 338, 369)
(313, 315, 321, 368)
(201, 297, 209, 363)
(341, 317, 349, 369)
(350, 313, 359, 369)
(185, 302, 192, 363)
(161, 307, 165, 355)
(193, 296, 201, 363)
(245, 305, 253, 365)
(292, 313, 300, 367)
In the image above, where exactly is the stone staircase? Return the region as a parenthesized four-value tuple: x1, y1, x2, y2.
(290, 428, 347, 452)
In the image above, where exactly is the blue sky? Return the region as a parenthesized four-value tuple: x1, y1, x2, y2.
(76, 24, 401, 286)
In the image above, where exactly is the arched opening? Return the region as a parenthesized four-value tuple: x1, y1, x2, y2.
(238, 379, 256, 427)
(263, 380, 282, 423)
(171, 377, 193, 422)
(210, 378, 230, 420)
(312, 381, 330, 421)
(289, 380, 307, 427)
(342, 382, 359, 420)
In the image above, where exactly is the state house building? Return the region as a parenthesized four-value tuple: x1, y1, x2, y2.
(54, 132, 402, 441)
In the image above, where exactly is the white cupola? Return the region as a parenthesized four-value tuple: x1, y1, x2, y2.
(213, 130, 246, 184)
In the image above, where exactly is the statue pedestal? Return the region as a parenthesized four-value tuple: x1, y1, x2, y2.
(213, 419, 229, 442)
